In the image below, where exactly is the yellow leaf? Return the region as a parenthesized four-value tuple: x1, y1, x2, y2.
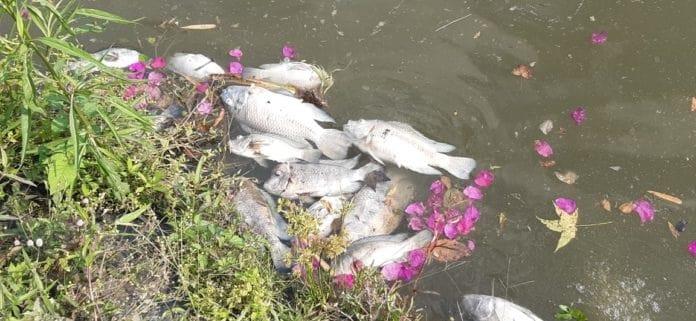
(537, 217, 564, 232)
(538, 202, 579, 252)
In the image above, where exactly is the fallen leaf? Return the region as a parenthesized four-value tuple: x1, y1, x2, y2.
(667, 222, 680, 239)
(691, 97, 696, 112)
(431, 239, 472, 262)
(180, 24, 217, 30)
(619, 202, 635, 214)
(539, 120, 553, 135)
(537, 203, 578, 252)
(609, 166, 622, 171)
(647, 190, 682, 205)
(473, 31, 481, 39)
(512, 64, 533, 79)
(440, 176, 453, 189)
(600, 199, 612, 212)
(554, 171, 579, 184)
(498, 212, 508, 236)
(540, 159, 556, 168)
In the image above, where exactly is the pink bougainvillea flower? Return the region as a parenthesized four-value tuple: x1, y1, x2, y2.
(229, 61, 244, 76)
(534, 140, 554, 158)
(633, 199, 654, 223)
(444, 222, 459, 239)
(554, 197, 577, 214)
(570, 107, 586, 125)
(381, 262, 418, 282)
(150, 56, 167, 69)
(463, 185, 484, 200)
(474, 170, 495, 188)
(282, 44, 296, 59)
(405, 202, 426, 216)
(467, 240, 476, 252)
(688, 240, 696, 257)
(407, 249, 427, 269)
(122, 85, 140, 100)
(430, 179, 446, 196)
(228, 48, 243, 60)
(144, 85, 161, 100)
(426, 210, 446, 234)
(147, 71, 165, 86)
(195, 82, 209, 93)
(333, 274, 355, 289)
(135, 101, 148, 110)
(196, 99, 213, 115)
(457, 205, 480, 235)
(591, 31, 608, 45)
(408, 217, 425, 231)
(20, 7, 29, 19)
(127, 61, 146, 79)
(427, 192, 444, 210)
(445, 208, 464, 221)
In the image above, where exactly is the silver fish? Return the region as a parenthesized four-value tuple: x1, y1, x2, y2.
(317, 155, 360, 169)
(231, 180, 291, 271)
(228, 133, 322, 167)
(243, 61, 326, 92)
(68, 47, 141, 71)
(343, 119, 477, 179)
(332, 230, 432, 276)
(307, 196, 348, 238)
(341, 172, 416, 242)
(152, 103, 185, 132)
(167, 53, 225, 81)
(263, 162, 382, 200)
(459, 295, 544, 321)
(221, 85, 350, 159)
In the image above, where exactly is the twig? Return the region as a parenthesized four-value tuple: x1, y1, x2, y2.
(577, 221, 613, 227)
(435, 14, 472, 32)
(508, 280, 535, 289)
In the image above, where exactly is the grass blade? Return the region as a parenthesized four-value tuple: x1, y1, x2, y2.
(74, 8, 132, 24)
(35, 37, 122, 78)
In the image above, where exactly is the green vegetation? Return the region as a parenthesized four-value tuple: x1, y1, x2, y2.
(0, 1, 414, 320)
(555, 304, 588, 321)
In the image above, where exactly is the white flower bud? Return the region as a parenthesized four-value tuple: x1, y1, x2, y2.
(13, 239, 21, 246)
(76, 219, 85, 227)
(26, 239, 34, 247)
(35, 238, 43, 247)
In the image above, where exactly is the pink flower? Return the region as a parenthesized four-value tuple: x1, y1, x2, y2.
(633, 199, 654, 223)
(150, 56, 167, 69)
(591, 31, 608, 45)
(534, 140, 553, 158)
(196, 99, 213, 115)
(426, 210, 445, 234)
(429, 179, 446, 196)
(229, 61, 244, 76)
(427, 192, 444, 210)
(135, 101, 148, 110)
(570, 107, 586, 125)
(128, 61, 146, 79)
(407, 249, 427, 269)
(554, 197, 577, 214)
(144, 85, 161, 100)
(122, 85, 140, 100)
(381, 262, 418, 282)
(688, 241, 696, 257)
(463, 185, 483, 200)
(467, 240, 476, 252)
(444, 223, 458, 239)
(228, 48, 243, 60)
(474, 170, 495, 188)
(333, 274, 355, 289)
(457, 205, 480, 235)
(282, 44, 296, 59)
(195, 82, 209, 93)
(408, 217, 425, 231)
(147, 71, 165, 86)
(20, 7, 29, 19)
(405, 202, 425, 216)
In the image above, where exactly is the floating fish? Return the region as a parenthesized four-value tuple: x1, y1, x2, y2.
(228, 133, 321, 167)
(343, 119, 476, 179)
(167, 53, 225, 81)
(243, 61, 329, 93)
(459, 295, 544, 321)
(221, 85, 350, 159)
(67, 47, 141, 71)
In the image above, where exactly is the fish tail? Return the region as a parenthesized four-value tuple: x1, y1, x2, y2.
(433, 153, 477, 179)
(300, 149, 322, 163)
(241, 67, 267, 81)
(315, 129, 351, 159)
(270, 241, 292, 273)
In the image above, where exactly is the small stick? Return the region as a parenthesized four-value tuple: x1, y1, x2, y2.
(577, 221, 613, 227)
(435, 14, 472, 32)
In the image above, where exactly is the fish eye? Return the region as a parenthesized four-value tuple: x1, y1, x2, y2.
(274, 170, 281, 176)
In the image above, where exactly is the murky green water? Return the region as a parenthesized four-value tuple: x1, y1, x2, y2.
(87, 0, 696, 319)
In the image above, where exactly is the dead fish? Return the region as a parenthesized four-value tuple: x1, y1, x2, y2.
(343, 119, 476, 179)
(243, 61, 328, 93)
(332, 230, 432, 275)
(228, 133, 322, 167)
(341, 172, 416, 242)
(231, 180, 291, 271)
(167, 53, 225, 81)
(317, 155, 360, 169)
(68, 47, 141, 71)
(459, 295, 544, 321)
(263, 162, 383, 201)
(152, 103, 185, 131)
(307, 196, 348, 238)
(221, 85, 350, 159)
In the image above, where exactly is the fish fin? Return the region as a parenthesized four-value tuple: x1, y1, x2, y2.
(301, 103, 335, 123)
(365, 149, 385, 165)
(300, 149, 322, 163)
(270, 242, 291, 273)
(433, 154, 476, 179)
(363, 171, 390, 190)
(388, 121, 456, 152)
(253, 158, 270, 167)
(315, 129, 351, 160)
(318, 154, 360, 168)
(356, 162, 383, 178)
(406, 162, 443, 176)
(298, 194, 315, 204)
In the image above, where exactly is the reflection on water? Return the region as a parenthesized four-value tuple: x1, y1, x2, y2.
(88, 0, 696, 319)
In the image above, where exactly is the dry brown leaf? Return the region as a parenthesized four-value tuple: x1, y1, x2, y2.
(512, 64, 533, 79)
(498, 212, 508, 236)
(540, 159, 556, 168)
(619, 202, 635, 214)
(600, 199, 612, 212)
(431, 239, 472, 262)
(554, 171, 579, 184)
(667, 222, 680, 239)
(440, 176, 453, 189)
(180, 24, 217, 30)
(691, 97, 696, 112)
(473, 31, 481, 39)
(647, 190, 682, 205)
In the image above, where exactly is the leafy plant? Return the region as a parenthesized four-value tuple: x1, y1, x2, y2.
(555, 304, 588, 321)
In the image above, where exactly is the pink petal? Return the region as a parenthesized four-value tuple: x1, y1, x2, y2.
(229, 61, 244, 76)
(467, 240, 476, 252)
(122, 85, 140, 100)
(534, 140, 554, 158)
(150, 56, 167, 69)
(147, 71, 166, 86)
(128, 61, 146, 73)
(463, 185, 484, 200)
(381, 262, 403, 281)
(474, 170, 495, 188)
(426, 210, 445, 234)
(457, 206, 480, 235)
(570, 107, 586, 125)
(144, 85, 161, 100)
(399, 265, 419, 282)
(445, 208, 464, 221)
(228, 48, 243, 59)
(333, 274, 355, 289)
(134, 101, 148, 110)
(405, 202, 426, 216)
(196, 99, 213, 115)
(429, 179, 445, 196)
(633, 199, 654, 223)
(464, 205, 480, 224)
(554, 197, 577, 214)
(408, 217, 425, 231)
(407, 249, 427, 269)
(688, 240, 696, 257)
(195, 82, 209, 93)
(427, 192, 444, 210)
(443, 222, 458, 239)
(591, 31, 608, 45)
(282, 44, 296, 59)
